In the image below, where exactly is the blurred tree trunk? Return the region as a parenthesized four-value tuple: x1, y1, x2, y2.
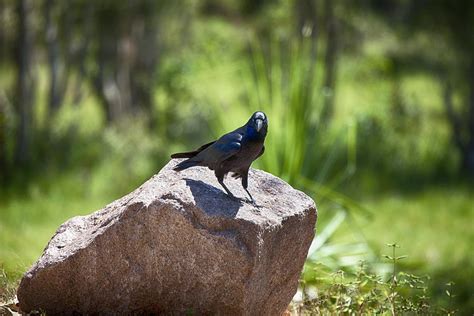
(14, 0, 36, 166)
(0, 93, 7, 183)
(295, 0, 318, 62)
(130, 9, 159, 120)
(321, 0, 338, 123)
(443, 63, 474, 176)
(91, 3, 159, 125)
(44, 0, 68, 117)
(465, 59, 474, 175)
(93, 6, 122, 123)
(443, 83, 464, 155)
(0, 3, 5, 182)
(0, 0, 5, 63)
(44, 0, 60, 115)
(71, 3, 93, 106)
(295, 0, 317, 41)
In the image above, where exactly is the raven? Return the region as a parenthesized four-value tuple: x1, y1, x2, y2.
(171, 111, 268, 202)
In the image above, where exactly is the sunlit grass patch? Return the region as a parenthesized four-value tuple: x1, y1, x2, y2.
(362, 185, 473, 269)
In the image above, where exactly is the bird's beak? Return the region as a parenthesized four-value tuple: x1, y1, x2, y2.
(256, 119, 263, 132)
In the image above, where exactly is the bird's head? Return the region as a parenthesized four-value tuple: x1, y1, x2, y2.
(247, 111, 268, 138)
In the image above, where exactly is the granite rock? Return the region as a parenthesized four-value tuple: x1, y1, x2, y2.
(17, 159, 317, 315)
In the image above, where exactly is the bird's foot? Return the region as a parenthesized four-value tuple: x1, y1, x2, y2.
(243, 188, 258, 206)
(244, 195, 261, 208)
(248, 199, 260, 207)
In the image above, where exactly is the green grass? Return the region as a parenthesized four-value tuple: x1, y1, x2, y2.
(362, 186, 473, 269)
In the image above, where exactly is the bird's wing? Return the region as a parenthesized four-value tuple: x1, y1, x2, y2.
(196, 131, 243, 166)
(196, 140, 216, 152)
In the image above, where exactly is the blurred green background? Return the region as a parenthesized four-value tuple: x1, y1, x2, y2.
(0, 0, 473, 313)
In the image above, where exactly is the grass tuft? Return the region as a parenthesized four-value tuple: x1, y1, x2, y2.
(292, 244, 457, 315)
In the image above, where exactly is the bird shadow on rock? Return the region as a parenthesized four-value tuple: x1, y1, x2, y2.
(184, 178, 243, 218)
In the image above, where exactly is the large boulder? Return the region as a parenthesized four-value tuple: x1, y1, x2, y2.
(17, 160, 317, 315)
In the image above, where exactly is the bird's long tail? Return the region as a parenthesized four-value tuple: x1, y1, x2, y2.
(171, 151, 198, 159)
(173, 159, 200, 171)
(170, 141, 215, 159)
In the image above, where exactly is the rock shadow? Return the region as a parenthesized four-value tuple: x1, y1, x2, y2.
(184, 178, 243, 218)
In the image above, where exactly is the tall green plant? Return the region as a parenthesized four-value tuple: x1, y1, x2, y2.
(204, 36, 375, 273)
(240, 38, 319, 182)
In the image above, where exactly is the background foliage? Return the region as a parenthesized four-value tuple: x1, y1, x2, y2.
(0, 0, 473, 313)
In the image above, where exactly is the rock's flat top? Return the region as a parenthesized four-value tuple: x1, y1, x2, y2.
(133, 159, 314, 225)
(18, 159, 317, 315)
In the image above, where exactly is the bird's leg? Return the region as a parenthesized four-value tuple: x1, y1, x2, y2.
(241, 171, 255, 204)
(244, 187, 254, 203)
(216, 172, 235, 198)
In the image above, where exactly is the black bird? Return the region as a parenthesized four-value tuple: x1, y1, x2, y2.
(171, 111, 268, 202)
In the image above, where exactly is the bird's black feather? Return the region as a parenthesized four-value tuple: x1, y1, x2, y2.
(170, 141, 216, 159)
(170, 111, 268, 202)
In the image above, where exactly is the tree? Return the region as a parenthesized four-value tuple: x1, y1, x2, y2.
(365, 0, 474, 175)
(14, 0, 36, 166)
(89, 1, 161, 123)
(409, 0, 474, 175)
